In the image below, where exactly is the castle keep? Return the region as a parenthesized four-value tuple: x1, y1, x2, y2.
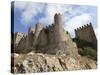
(14, 13, 78, 55)
(75, 23, 97, 45)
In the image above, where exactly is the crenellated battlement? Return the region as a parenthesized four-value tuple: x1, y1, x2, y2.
(45, 24, 54, 30)
(75, 22, 92, 31)
(75, 22, 97, 45)
(15, 13, 78, 55)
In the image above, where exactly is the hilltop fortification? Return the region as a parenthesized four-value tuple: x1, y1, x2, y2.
(12, 13, 97, 73)
(75, 23, 97, 45)
(14, 13, 78, 56)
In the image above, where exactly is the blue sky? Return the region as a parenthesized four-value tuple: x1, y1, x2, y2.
(13, 1, 97, 38)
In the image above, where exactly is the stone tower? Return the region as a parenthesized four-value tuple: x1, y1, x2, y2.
(54, 13, 64, 43)
(27, 26, 35, 47)
(75, 22, 97, 45)
(28, 26, 35, 34)
(33, 22, 43, 47)
(14, 32, 24, 52)
(14, 32, 24, 46)
(14, 13, 79, 55)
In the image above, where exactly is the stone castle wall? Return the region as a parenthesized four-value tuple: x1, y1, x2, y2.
(36, 28, 48, 48)
(45, 24, 55, 44)
(75, 23, 97, 45)
(35, 13, 77, 55)
(14, 13, 78, 55)
(33, 22, 43, 47)
(14, 32, 25, 52)
(27, 26, 35, 47)
(14, 32, 24, 45)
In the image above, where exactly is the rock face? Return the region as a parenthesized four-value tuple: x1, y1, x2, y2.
(11, 52, 97, 73)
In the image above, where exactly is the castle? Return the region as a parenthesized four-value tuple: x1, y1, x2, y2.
(13, 13, 97, 56)
(75, 23, 97, 45)
(14, 13, 78, 56)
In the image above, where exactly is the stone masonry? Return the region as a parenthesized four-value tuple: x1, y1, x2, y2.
(75, 23, 97, 45)
(14, 13, 79, 56)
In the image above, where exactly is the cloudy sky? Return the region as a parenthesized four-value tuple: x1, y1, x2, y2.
(12, 1, 97, 38)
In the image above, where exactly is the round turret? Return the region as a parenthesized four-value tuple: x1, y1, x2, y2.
(54, 13, 62, 26)
(54, 13, 64, 43)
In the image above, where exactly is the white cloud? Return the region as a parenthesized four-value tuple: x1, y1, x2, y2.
(39, 4, 71, 25)
(64, 13, 92, 37)
(14, 2, 45, 26)
(14, 1, 27, 10)
(14, 2, 88, 27)
(39, 4, 89, 27)
(14, 2, 97, 38)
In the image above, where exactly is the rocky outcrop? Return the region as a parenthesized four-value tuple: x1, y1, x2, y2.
(11, 52, 97, 73)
